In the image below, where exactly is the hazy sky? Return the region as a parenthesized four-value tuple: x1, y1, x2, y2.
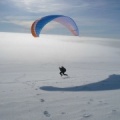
(0, 0, 120, 38)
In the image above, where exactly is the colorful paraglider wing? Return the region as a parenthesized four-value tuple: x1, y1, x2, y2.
(31, 20, 40, 37)
(31, 21, 37, 37)
(54, 16, 79, 36)
(31, 15, 79, 37)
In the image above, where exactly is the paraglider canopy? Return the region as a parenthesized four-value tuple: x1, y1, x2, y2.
(31, 15, 79, 37)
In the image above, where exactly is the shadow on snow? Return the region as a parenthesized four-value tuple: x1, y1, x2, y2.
(40, 74, 120, 92)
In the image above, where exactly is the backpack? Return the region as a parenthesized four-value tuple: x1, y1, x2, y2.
(62, 67, 66, 72)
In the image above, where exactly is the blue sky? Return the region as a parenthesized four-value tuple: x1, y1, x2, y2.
(0, 0, 120, 38)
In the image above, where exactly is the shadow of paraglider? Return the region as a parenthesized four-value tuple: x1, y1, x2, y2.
(40, 74, 120, 92)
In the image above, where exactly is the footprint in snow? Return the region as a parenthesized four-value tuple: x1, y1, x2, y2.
(82, 113, 92, 118)
(98, 100, 108, 105)
(111, 109, 118, 114)
(40, 99, 45, 102)
(36, 93, 41, 96)
(43, 111, 50, 117)
(61, 112, 66, 115)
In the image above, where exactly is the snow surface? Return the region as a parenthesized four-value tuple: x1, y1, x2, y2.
(0, 32, 120, 120)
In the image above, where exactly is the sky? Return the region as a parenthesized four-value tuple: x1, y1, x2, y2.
(0, 0, 120, 38)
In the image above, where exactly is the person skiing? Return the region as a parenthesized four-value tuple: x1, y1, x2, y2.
(59, 66, 68, 76)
